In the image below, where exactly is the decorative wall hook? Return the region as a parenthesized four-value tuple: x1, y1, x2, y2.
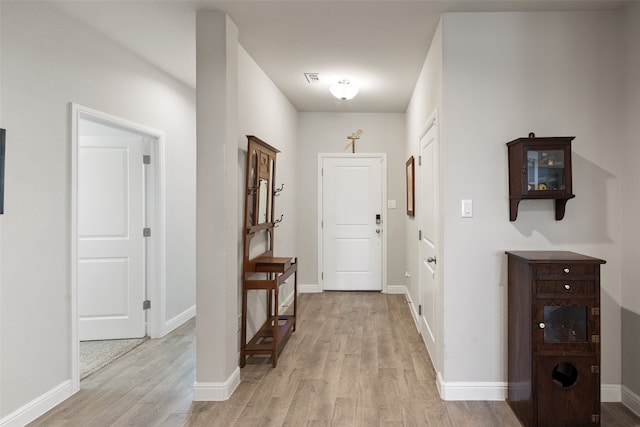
(274, 214, 284, 227)
(274, 183, 284, 196)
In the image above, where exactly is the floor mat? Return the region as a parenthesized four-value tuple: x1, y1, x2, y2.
(80, 337, 148, 379)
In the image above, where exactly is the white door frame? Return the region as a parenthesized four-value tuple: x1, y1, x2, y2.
(317, 153, 387, 293)
(69, 103, 166, 391)
(417, 109, 442, 375)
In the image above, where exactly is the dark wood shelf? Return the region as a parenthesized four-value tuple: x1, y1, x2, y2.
(507, 135, 575, 221)
(244, 315, 295, 356)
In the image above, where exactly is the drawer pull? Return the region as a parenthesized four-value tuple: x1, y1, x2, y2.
(538, 322, 546, 329)
(564, 284, 571, 290)
(563, 268, 570, 273)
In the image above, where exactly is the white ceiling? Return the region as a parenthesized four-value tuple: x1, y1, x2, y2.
(51, 0, 628, 113)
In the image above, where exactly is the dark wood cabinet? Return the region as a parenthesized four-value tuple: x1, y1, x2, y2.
(506, 251, 605, 427)
(507, 135, 575, 221)
(240, 135, 297, 368)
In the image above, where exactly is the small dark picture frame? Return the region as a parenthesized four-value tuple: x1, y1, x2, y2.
(0, 128, 5, 214)
(406, 156, 415, 217)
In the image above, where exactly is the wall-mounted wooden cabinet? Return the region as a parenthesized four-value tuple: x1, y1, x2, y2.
(506, 251, 605, 427)
(507, 135, 575, 221)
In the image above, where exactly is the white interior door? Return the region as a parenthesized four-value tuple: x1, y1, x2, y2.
(321, 156, 383, 291)
(418, 118, 439, 357)
(78, 135, 146, 340)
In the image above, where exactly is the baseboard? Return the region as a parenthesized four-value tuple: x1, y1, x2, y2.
(162, 305, 196, 337)
(622, 385, 640, 417)
(436, 372, 507, 401)
(601, 383, 621, 402)
(193, 367, 241, 401)
(384, 284, 406, 294)
(299, 283, 321, 293)
(280, 289, 295, 312)
(0, 380, 74, 427)
(398, 286, 420, 330)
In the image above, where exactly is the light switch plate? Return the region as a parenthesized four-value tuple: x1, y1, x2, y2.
(461, 199, 473, 218)
(388, 200, 397, 209)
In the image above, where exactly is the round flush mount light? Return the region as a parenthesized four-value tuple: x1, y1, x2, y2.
(330, 79, 359, 100)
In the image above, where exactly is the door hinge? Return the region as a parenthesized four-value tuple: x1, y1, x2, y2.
(591, 334, 600, 344)
(592, 307, 600, 316)
(143, 155, 151, 165)
(321, 168, 323, 177)
(418, 304, 422, 315)
(418, 155, 422, 166)
(321, 272, 323, 280)
(591, 415, 600, 423)
(143, 300, 151, 310)
(591, 365, 600, 374)
(143, 227, 151, 237)
(418, 230, 422, 240)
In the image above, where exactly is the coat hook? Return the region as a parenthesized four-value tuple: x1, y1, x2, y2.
(274, 214, 284, 227)
(274, 183, 284, 196)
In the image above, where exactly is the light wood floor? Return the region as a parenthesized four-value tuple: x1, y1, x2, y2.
(30, 292, 640, 426)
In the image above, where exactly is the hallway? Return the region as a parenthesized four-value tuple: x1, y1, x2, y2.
(30, 293, 640, 426)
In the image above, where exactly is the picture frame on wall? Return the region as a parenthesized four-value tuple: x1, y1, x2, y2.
(406, 156, 415, 217)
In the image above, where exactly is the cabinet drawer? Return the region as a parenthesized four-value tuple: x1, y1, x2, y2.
(536, 281, 595, 297)
(535, 264, 596, 278)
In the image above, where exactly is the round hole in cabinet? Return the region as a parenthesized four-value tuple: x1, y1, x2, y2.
(552, 362, 579, 389)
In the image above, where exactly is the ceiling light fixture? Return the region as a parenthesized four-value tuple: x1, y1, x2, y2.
(330, 79, 359, 100)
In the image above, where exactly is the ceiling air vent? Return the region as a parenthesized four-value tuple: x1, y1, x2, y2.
(304, 73, 320, 83)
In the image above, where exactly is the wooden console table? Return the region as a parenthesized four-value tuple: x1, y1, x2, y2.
(240, 256, 297, 368)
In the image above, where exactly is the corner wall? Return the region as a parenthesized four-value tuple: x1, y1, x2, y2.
(404, 20, 444, 376)
(406, 11, 624, 400)
(0, 2, 196, 422)
(620, 1, 640, 414)
(297, 112, 406, 291)
(440, 11, 622, 397)
(237, 45, 299, 344)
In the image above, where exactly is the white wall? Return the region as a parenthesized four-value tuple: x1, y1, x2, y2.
(621, 2, 640, 410)
(442, 10, 621, 394)
(0, 2, 196, 421)
(237, 45, 299, 341)
(297, 113, 406, 290)
(405, 21, 444, 374)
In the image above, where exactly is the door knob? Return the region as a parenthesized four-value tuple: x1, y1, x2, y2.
(376, 228, 381, 234)
(427, 256, 437, 264)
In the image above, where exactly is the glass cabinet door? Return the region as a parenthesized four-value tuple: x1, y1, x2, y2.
(543, 305, 587, 343)
(526, 149, 566, 192)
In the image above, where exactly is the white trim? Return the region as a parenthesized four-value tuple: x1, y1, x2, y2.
(622, 385, 640, 417)
(280, 287, 295, 312)
(416, 108, 440, 373)
(162, 305, 196, 336)
(399, 285, 420, 331)
(299, 283, 322, 293)
(384, 284, 406, 294)
(437, 372, 507, 401)
(193, 367, 241, 401)
(317, 153, 388, 292)
(0, 381, 73, 427)
(601, 383, 621, 402)
(69, 103, 167, 393)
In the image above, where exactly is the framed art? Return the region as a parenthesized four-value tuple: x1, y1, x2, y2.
(406, 156, 414, 216)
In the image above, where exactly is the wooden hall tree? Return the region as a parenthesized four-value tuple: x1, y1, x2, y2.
(240, 135, 298, 368)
